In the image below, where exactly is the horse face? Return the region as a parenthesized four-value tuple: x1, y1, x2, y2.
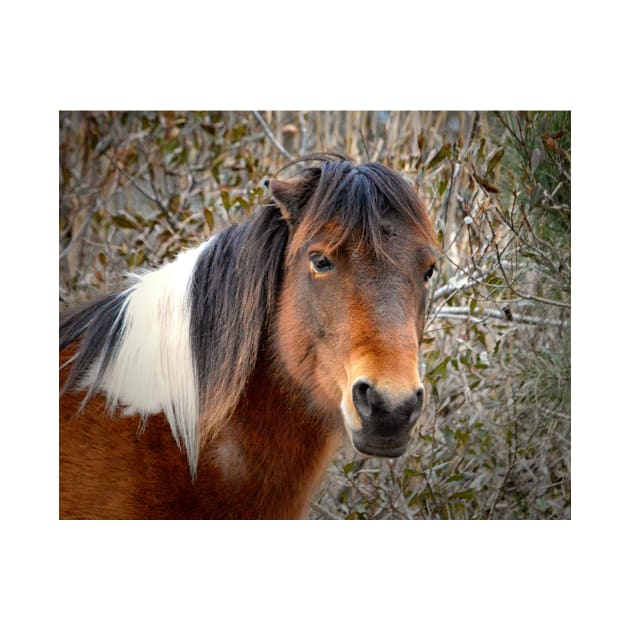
(276, 217, 436, 458)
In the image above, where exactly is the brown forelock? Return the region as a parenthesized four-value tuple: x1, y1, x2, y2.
(285, 160, 438, 265)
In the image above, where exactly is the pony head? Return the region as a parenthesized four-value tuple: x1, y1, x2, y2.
(269, 159, 438, 457)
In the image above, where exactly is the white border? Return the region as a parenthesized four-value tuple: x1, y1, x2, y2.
(4, 1, 626, 628)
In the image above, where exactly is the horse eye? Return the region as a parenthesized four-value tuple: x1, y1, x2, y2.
(424, 265, 435, 282)
(310, 253, 334, 274)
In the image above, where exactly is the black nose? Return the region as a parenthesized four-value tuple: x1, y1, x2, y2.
(351, 378, 423, 434)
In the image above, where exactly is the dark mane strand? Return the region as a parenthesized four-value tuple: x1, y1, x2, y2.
(59, 291, 129, 395)
(189, 203, 289, 441)
(285, 159, 437, 264)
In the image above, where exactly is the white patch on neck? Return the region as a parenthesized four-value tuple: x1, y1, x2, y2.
(82, 240, 211, 470)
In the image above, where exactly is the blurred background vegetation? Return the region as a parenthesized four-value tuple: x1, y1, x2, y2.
(59, 111, 570, 519)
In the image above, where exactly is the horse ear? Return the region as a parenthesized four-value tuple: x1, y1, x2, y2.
(266, 177, 304, 222)
(266, 169, 321, 223)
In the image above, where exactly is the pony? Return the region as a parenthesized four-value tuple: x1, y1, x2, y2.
(59, 155, 438, 519)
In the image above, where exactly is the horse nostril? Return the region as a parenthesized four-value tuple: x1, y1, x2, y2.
(351, 378, 424, 430)
(352, 378, 374, 418)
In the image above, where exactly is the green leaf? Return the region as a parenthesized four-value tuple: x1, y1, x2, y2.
(203, 207, 214, 231)
(168, 194, 181, 214)
(486, 147, 504, 177)
(111, 213, 138, 230)
(221, 190, 232, 211)
(437, 229, 444, 247)
(429, 357, 449, 381)
(474, 174, 500, 194)
(232, 195, 251, 211)
(477, 137, 486, 162)
(417, 131, 425, 155)
(450, 489, 475, 500)
(476, 330, 487, 348)
(437, 170, 450, 196)
(426, 143, 451, 171)
(446, 474, 465, 483)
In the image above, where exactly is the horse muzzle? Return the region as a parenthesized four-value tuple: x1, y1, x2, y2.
(344, 378, 424, 458)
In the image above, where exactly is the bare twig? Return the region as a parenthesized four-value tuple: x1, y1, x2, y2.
(59, 204, 98, 260)
(433, 305, 568, 327)
(252, 111, 295, 162)
(431, 270, 487, 302)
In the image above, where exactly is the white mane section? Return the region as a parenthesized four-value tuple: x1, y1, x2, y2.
(83, 240, 211, 472)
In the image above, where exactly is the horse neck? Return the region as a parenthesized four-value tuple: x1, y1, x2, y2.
(200, 347, 343, 519)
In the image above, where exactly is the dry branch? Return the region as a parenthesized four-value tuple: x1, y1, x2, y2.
(252, 111, 295, 162)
